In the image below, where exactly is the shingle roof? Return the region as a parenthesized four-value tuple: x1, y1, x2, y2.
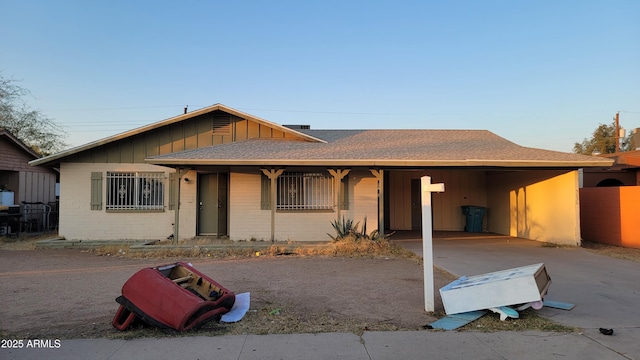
(148, 129, 613, 168)
(599, 150, 640, 168)
(27, 102, 613, 169)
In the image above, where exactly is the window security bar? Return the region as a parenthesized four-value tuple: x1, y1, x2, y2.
(277, 172, 333, 210)
(106, 172, 165, 211)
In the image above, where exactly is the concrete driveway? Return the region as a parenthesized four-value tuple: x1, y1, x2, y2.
(393, 231, 640, 357)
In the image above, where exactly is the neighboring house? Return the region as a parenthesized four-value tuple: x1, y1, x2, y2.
(581, 150, 640, 187)
(1, 129, 59, 232)
(30, 104, 612, 245)
(579, 150, 640, 248)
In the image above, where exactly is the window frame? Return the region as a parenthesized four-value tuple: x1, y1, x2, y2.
(106, 171, 165, 212)
(276, 172, 334, 210)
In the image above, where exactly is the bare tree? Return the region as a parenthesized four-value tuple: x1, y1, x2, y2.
(0, 73, 67, 156)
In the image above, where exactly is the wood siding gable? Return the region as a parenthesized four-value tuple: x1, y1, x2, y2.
(65, 110, 304, 164)
(0, 136, 51, 173)
(0, 133, 58, 205)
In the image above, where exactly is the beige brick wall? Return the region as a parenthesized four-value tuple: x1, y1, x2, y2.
(343, 171, 379, 231)
(60, 164, 380, 242)
(177, 170, 197, 239)
(229, 169, 379, 242)
(59, 163, 176, 240)
(228, 171, 271, 241)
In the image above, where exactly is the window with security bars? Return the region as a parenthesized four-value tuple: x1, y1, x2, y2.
(106, 172, 165, 211)
(277, 172, 333, 210)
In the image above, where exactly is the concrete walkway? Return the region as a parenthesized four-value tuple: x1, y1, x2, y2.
(2, 330, 632, 360)
(396, 232, 640, 359)
(3, 233, 638, 360)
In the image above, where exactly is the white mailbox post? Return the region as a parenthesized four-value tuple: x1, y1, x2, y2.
(421, 176, 445, 312)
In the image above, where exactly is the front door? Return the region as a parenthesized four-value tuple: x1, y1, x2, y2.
(197, 173, 228, 236)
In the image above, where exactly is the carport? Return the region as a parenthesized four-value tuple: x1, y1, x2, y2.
(385, 167, 589, 245)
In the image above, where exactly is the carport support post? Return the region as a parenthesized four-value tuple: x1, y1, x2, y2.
(174, 168, 190, 244)
(175, 172, 180, 244)
(370, 169, 384, 236)
(261, 168, 284, 243)
(328, 169, 350, 220)
(421, 176, 445, 312)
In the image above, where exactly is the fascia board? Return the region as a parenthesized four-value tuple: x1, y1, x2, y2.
(146, 158, 615, 168)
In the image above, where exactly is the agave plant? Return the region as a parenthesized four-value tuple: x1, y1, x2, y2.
(328, 216, 394, 241)
(327, 216, 360, 241)
(367, 229, 395, 241)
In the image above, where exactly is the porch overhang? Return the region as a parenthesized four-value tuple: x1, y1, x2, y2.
(146, 158, 614, 169)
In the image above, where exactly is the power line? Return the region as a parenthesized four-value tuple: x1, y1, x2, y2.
(238, 107, 417, 116)
(43, 105, 186, 112)
(39, 102, 640, 118)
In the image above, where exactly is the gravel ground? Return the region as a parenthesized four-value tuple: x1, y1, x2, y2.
(0, 249, 455, 339)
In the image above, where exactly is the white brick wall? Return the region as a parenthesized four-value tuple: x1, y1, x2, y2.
(228, 171, 271, 241)
(344, 172, 379, 232)
(177, 170, 197, 239)
(60, 164, 380, 242)
(59, 163, 176, 240)
(229, 169, 379, 242)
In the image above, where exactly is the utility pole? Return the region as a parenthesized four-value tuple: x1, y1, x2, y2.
(615, 112, 620, 153)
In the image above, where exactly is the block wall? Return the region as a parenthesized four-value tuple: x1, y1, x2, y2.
(59, 163, 175, 240)
(229, 169, 379, 242)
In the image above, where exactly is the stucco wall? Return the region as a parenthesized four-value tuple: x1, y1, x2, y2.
(579, 186, 640, 248)
(228, 169, 379, 242)
(487, 170, 580, 245)
(59, 163, 175, 240)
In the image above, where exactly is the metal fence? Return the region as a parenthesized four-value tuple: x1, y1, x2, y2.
(21, 201, 58, 232)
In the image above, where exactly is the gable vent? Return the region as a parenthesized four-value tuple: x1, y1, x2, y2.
(212, 115, 232, 134)
(284, 125, 310, 130)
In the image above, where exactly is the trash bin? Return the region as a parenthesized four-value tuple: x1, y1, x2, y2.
(461, 206, 486, 233)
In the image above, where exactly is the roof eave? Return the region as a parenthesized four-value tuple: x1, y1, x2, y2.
(146, 158, 615, 168)
(1, 129, 41, 159)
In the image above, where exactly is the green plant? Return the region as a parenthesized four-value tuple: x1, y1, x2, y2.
(327, 216, 393, 241)
(268, 308, 282, 315)
(327, 216, 359, 241)
(367, 229, 394, 241)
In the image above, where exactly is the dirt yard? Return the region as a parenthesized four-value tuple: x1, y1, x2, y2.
(0, 249, 456, 339)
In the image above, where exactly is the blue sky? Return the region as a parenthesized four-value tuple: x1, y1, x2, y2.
(2, 0, 639, 152)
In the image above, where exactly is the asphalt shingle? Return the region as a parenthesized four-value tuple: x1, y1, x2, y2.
(148, 129, 610, 167)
